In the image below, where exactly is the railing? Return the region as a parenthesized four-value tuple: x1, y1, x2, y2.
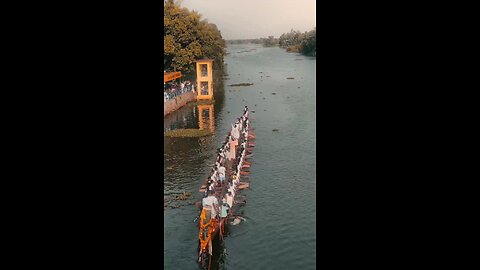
(164, 83, 195, 103)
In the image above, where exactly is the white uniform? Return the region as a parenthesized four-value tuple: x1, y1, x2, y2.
(232, 125, 240, 140)
(218, 166, 226, 181)
(202, 195, 219, 217)
(226, 194, 234, 208)
(228, 186, 235, 198)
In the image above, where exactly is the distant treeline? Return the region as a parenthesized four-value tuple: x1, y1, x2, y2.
(164, 0, 226, 73)
(226, 39, 263, 45)
(226, 37, 277, 46)
(278, 28, 316, 56)
(227, 28, 316, 57)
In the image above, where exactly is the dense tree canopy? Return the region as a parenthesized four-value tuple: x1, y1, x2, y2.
(164, 0, 226, 72)
(278, 28, 316, 56)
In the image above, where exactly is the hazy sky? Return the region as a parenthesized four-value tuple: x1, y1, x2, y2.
(180, 0, 316, 40)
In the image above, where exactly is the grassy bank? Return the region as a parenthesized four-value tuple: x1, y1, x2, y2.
(164, 129, 214, 138)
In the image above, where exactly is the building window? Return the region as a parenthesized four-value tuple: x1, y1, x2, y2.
(202, 109, 210, 118)
(201, 64, 208, 77)
(200, 81, 209, 95)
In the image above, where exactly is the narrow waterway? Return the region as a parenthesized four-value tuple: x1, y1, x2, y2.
(164, 43, 316, 270)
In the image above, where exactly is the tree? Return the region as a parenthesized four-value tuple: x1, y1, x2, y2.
(299, 28, 316, 56)
(278, 27, 316, 56)
(261, 36, 278, 47)
(164, 1, 226, 72)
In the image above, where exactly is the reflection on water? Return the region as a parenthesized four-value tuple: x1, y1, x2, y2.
(164, 104, 196, 132)
(164, 104, 214, 132)
(164, 71, 223, 208)
(198, 104, 215, 132)
(165, 43, 316, 270)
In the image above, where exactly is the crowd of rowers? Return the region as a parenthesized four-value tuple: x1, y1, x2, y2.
(201, 106, 250, 222)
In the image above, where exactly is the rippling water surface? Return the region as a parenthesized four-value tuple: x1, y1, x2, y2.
(164, 43, 316, 269)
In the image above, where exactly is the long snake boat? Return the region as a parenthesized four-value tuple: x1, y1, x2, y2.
(196, 107, 255, 269)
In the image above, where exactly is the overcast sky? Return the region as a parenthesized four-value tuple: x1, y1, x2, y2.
(179, 0, 316, 40)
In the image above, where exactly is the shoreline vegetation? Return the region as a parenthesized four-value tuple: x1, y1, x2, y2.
(164, 0, 315, 78)
(164, 0, 226, 74)
(278, 28, 316, 56)
(226, 27, 316, 57)
(164, 129, 214, 138)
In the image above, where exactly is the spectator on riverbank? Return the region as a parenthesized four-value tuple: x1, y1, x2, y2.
(164, 79, 195, 103)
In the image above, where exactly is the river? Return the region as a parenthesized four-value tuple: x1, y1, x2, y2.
(164, 43, 316, 270)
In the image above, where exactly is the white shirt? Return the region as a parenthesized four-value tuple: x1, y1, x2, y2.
(226, 194, 233, 208)
(202, 195, 219, 216)
(202, 195, 218, 207)
(232, 126, 240, 140)
(228, 187, 235, 197)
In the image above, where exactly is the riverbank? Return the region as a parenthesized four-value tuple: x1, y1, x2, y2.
(164, 91, 197, 117)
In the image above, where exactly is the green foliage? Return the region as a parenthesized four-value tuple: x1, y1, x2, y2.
(164, 0, 226, 72)
(261, 36, 278, 47)
(278, 28, 316, 56)
(164, 128, 213, 138)
(227, 37, 278, 47)
(278, 29, 303, 48)
(299, 28, 316, 56)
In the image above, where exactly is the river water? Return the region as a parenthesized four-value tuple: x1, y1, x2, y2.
(164, 43, 316, 270)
